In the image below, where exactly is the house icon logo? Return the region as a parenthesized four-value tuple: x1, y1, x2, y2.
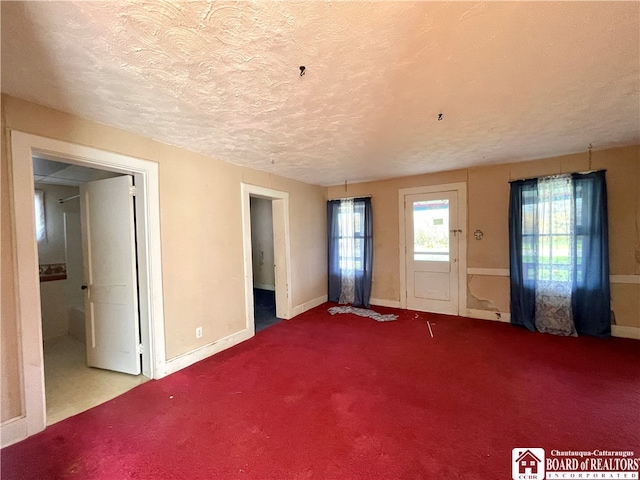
(512, 448, 545, 480)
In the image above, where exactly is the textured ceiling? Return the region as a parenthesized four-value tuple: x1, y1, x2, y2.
(2, 1, 639, 186)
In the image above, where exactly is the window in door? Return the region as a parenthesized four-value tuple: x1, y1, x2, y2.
(413, 199, 449, 262)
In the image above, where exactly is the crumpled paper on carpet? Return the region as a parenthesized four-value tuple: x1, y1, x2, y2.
(328, 306, 398, 322)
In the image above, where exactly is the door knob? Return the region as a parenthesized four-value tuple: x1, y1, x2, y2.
(81, 285, 88, 290)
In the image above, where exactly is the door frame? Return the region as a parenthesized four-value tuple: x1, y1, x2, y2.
(398, 182, 468, 315)
(3, 131, 166, 447)
(241, 184, 292, 329)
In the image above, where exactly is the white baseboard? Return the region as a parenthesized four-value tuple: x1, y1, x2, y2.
(466, 308, 511, 323)
(290, 295, 327, 318)
(370, 298, 401, 309)
(1, 416, 29, 448)
(253, 283, 275, 291)
(164, 328, 254, 376)
(612, 325, 640, 340)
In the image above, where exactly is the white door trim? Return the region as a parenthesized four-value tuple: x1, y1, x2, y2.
(3, 131, 166, 447)
(241, 184, 292, 331)
(399, 182, 467, 315)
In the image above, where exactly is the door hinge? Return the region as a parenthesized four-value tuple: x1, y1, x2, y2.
(129, 185, 137, 196)
(137, 343, 144, 354)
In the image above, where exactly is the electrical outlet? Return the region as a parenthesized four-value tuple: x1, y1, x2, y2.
(195, 327, 203, 339)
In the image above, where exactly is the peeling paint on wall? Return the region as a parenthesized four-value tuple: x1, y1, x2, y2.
(467, 274, 511, 313)
(467, 276, 499, 311)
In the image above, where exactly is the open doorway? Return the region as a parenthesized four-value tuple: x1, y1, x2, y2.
(241, 184, 292, 333)
(33, 157, 147, 424)
(249, 197, 281, 332)
(4, 131, 166, 446)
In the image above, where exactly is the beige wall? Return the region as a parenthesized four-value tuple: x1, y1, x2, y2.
(250, 197, 275, 289)
(328, 146, 640, 328)
(1, 94, 327, 422)
(240, 166, 327, 310)
(329, 169, 467, 301)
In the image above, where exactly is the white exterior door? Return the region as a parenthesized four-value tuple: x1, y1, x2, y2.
(404, 191, 460, 315)
(80, 175, 141, 375)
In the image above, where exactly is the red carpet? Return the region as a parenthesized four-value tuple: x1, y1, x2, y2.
(2, 304, 639, 479)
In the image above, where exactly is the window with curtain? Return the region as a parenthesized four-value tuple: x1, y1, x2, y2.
(327, 197, 373, 308)
(509, 170, 610, 337)
(34, 189, 46, 242)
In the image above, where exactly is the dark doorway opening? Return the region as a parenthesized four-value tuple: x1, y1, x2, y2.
(253, 288, 281, 332)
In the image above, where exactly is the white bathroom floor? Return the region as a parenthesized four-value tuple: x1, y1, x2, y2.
(43, 335, 148, 425)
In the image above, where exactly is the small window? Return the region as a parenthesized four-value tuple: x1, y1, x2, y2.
(34, 189, 46, 242)
(413, 199, 450, 262)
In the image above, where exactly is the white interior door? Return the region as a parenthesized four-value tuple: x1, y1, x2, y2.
(405, 191, 460, 315)
(80, 175, 141, 375)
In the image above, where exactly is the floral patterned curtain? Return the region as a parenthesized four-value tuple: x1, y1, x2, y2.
(534, 175, 576, 336)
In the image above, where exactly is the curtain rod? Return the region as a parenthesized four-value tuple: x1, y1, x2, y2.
(328, 195, 372, 201)
(509, 169, 605, 184)
(59, 194, 80, 203)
